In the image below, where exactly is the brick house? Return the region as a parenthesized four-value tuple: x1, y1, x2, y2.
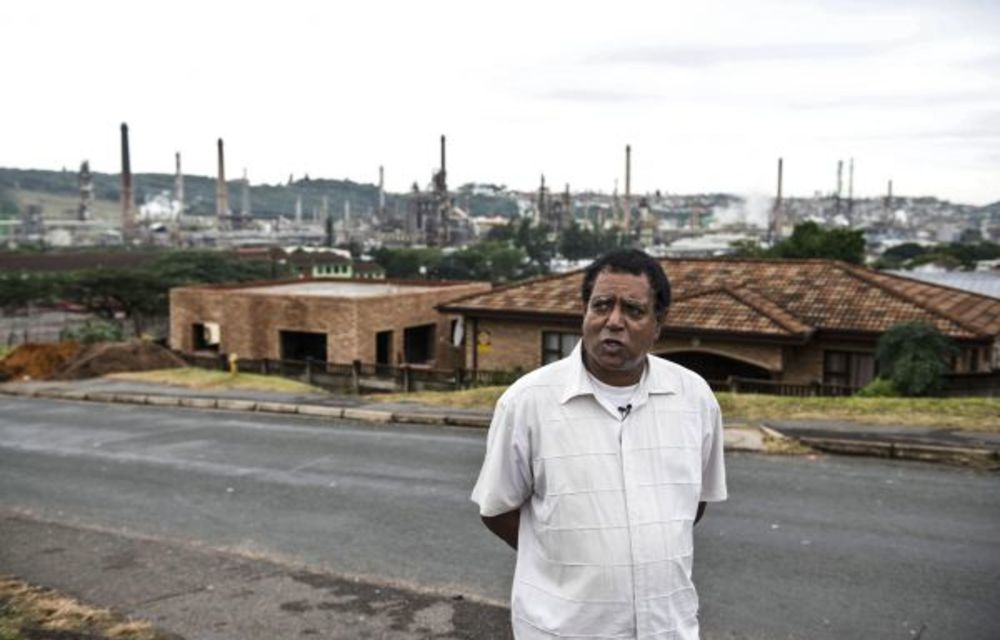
(439, 258, 1000, 388)
(170, 279, 490, 369)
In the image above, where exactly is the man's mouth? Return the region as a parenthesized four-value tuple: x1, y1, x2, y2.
(601, 338, 624, 350)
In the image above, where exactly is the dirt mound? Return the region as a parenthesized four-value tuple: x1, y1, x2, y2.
(52, 340, 187, 380)
(0, 342, 81, 381)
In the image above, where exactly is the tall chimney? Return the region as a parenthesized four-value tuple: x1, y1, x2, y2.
(835, 159, 843, 215)
(537, 173, 547, 225)
(215, 138, 228, 226)
(624, 144, 632, 236)
(885, 179, 893, 215)
(120, 123, 135, 240)
(440, 135, 446, 176)
(174, 152, 184, 213)
(847, 157, 854, 222)
(241, 168, 251, 220)
(771, 157, 784, 242)
(78, 160, 93, 221)
(378, 165, 386, 218)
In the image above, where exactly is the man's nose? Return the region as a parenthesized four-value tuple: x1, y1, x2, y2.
(606, 302, 625, 328)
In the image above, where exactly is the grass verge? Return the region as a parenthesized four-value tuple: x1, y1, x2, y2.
(372, 386, 1000, 432)
(0, 575, 163, 640)
(106, 367, 326, 395)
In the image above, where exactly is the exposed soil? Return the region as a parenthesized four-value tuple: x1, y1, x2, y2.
(51, 341, 187, 381)
(0, 342, 81, 381)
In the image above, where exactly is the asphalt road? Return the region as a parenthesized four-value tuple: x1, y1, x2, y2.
(1, 396, 998, 639)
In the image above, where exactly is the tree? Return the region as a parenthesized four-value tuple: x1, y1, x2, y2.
(875, 321, 956, 396)
(771, 221, 866, 264)
(0, 272, 59, 314)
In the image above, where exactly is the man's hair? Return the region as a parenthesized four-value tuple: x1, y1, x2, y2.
(581, 249, 671, 318)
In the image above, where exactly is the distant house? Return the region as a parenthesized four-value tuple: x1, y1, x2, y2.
(171, 278, 489, 369)
(439, 258, 1000, 389)
(285, 250, 386, 280)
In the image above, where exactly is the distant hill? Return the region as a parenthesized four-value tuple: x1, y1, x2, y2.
(0, 167, 519, 220)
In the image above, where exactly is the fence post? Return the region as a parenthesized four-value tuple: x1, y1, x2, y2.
(305, 358, 314, 385)
(402, 364, 412, 393)
(728, 376, 738, 394)
(352, 359, 361, 394)
(455, 367, 464, 390)
(811, 381, 821, 397)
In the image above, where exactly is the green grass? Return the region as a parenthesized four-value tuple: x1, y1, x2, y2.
(106, 367, 327, 395)
(372, 386, 1000, 432)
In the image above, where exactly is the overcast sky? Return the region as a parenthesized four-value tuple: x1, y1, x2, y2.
(2, 0, 998, 204)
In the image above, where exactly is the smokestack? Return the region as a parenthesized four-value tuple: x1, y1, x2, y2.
(771, 157, 784, 242)
(537, 174, 547, 225)
(885, 179, 893, 214)
(241, 168, 251, 219)
(835, 159, 843, 215)
(216, 138, 229, 225)
(174, 152, 184, 213)
(120, 123, 135, 240)
(563, 183, 571, 232)
(78, 160, 93, 221)
(440, 135, 446, 175)
(295, 194, 303, 225)
(624, 145, 632, 236)
(378, 165, 385, 217)
(847, 158, 854, 221)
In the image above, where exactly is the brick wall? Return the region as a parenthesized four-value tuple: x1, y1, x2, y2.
(170, 281, 490, 367)
(782, 338, 876, 384)
(469, 317, 580, 371)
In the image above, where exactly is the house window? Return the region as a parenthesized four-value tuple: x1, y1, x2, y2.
(404, 323, 436, 364)
(542, 331, 580, 365)
(823, 351, 875, 388)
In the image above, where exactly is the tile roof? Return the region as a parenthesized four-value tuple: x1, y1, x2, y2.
(440, 258, 1000, 341)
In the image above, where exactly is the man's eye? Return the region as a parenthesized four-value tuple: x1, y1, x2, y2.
(624, 304, 646, 318)
(591, 299, 612, 311)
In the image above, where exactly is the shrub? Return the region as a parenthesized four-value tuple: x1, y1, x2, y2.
(61, 319, 124, 344)
(855, 377, 898, 397)
(876, 321, 956, 397)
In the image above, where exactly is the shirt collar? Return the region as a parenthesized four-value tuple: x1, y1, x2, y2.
(560, 341, 678, 405)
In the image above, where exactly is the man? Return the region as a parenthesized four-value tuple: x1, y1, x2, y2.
(471, 249, 727, 639)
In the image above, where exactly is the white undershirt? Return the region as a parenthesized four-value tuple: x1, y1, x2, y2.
(587, 370, 640, 420)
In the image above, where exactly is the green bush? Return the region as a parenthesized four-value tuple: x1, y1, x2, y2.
(855, 377, 898, 397)
(61, 319, 124, 344)
(876, 321, 956, 397)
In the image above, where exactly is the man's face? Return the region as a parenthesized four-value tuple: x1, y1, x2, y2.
(581, 269, 662, 386)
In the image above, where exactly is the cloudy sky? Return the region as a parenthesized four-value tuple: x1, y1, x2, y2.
(2, 0, 998, 204)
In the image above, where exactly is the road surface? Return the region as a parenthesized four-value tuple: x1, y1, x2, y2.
(1, 396, 997, 638)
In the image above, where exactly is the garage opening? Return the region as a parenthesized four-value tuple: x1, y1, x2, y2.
(279, 330, 327, 362)
(375, 330, 393, 374)
(658, 351, 772, 383)
(403, 323, 435, 364)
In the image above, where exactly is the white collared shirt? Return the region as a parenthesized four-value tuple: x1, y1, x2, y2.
(471, 343, 727, 639)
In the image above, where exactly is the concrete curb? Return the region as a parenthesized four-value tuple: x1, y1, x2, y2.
(791, 434, 999, 466)
(5, 385, 996, 465)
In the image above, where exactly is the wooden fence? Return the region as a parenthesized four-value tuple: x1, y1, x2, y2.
(178, 353, 998, 397)
(177, 352, 519, 394)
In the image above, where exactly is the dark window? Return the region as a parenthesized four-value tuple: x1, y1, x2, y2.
(279, 330, 327, 362)
(404, 324, 436, 364)
(823, 351, 874, 388)
(376, 330, 392, 365)
(192, 323, 219, 352)
(542, 331, 580, 365)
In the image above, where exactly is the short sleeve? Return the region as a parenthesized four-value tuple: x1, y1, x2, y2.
(700, 393, 728, 502)
(471, 397, 533, 516)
